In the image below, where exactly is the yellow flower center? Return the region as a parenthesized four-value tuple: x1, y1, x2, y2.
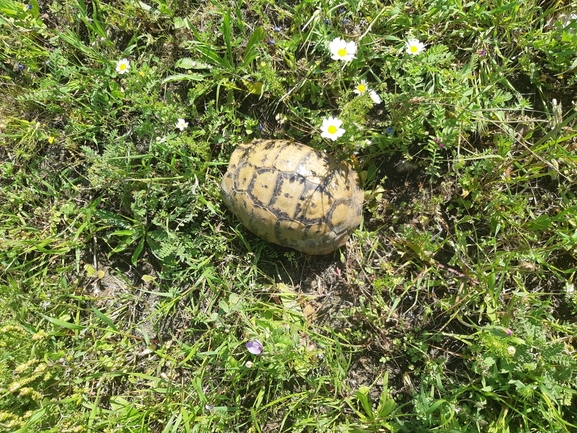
(357, 84, 366, 93)
(327, 125, 338, 134)
(337, 48, 347, 57)
(119, 63, 127, 70)
(410, 45, 418, 53)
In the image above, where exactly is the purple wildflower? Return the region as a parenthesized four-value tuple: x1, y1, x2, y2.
(434, 137, 445, 148)
(246, 339, 263, 355)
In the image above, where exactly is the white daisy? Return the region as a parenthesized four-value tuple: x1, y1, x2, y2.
(406, 39, 426, 55)
(354, 81, 381, 105)
(353, 81, 369, 95)
(329, 37, 357, 62)
(320, 116, 345, 141)
(175, 118, 188, 131)
(369, 89, 382, 104)
(115, 58, 130, 74)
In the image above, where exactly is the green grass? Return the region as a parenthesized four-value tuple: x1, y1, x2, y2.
(1, 0, 577, 431)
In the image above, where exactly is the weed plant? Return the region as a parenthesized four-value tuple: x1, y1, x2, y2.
(1, 0, 576, 432)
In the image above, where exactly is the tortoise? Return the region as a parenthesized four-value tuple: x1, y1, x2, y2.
(221, 139, 363, 255)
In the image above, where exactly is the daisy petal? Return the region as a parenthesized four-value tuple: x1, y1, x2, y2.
(320, 116, 346, 141)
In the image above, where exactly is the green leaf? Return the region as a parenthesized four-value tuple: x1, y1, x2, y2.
(95, 209, 132, 229)
(527, 214, 552, 231)
(195, 43, 232, 70)
(41, 314, 86, 330)
(242, 27, 264, 67)
(377, 372, 396, 418)
(162, 73, 206, 84)
(221, 11, 234, 67)
(173, 16, 186, 28)
(174, 58, 210, 69)
(132, 236, 145, 265)
(354, 385, 374, 418)
(424, 398, 448, 415)
(91, 307, 118, 331)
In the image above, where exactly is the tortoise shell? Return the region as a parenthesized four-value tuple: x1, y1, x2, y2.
(221, 139, 363, 255)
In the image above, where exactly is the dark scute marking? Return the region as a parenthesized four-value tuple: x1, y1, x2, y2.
(262, 140, 278, 150)
(246, 168, 278, 206)
(294, 203, 303, 219)
(324, 197, 354, 233)
(287, 173, 305, 185)
(268, 171, 302, 209)
(272, 219, 283, 244)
